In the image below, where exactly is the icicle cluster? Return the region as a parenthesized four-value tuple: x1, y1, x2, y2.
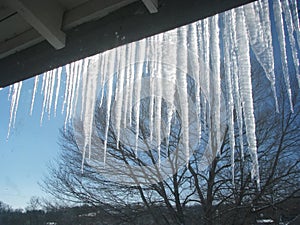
(4, 0, 300, 186)
(7, 82, 22, 140)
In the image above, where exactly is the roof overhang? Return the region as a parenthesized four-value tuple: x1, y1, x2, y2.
(0, 0, 256, 87)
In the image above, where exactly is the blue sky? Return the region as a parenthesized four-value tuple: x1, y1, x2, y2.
(0, 75, 65, 209)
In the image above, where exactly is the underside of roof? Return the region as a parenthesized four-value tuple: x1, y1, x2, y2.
(0, 0, 256, 87)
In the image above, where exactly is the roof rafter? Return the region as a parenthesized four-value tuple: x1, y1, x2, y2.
(141, 0, 158, 13)
(4, 0, 65, 49)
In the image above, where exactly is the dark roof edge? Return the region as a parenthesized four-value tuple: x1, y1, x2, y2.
(0, 0, 256, 87)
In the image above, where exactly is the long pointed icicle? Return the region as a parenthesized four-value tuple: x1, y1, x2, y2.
(235, 7, 260, 187)
(244, 1, 279, 111)
(187, 23, 201, 141)
(103, 50, 116, 164)
(209, 14, 221, 157)
(73, 61, 83, 119)
(99, 55, 106, 108)
(12, 83, 22, 129)
(8, 85, 12, 101)
(149, 36, 155, 143)
(282, 0, 300, 88)
(68, 62, 79, 124)
(81, 58, 89, 120)
(230, 9, 245, 160)
(290, 0, 300, 48)
(162, 31, 177, 149)
(177, 26, 190, 165)
(64, 64, 72, 127)
(223, 11, 236, 183)
(154, 34, 163, 166)
(128, 43, 136, 127)
(273, 0, 294, 112)
(30, 76, 39, 115)
(114, 47, 125, 148)
(82, 55, 100, 164)
(134, 39, 146, 156)
(40, 72, 50, 125)
(48, 69, 56, 119)
(123, 44, 132, 128)
(201, 19, 211, 134)
(201, 19, 210, 99)
(66, 63, 75, 125)
(54, 67, 62, 117)
(7, 82, 22, 140)
(62, 66, 70, 115)
(196, 21, 208, 141)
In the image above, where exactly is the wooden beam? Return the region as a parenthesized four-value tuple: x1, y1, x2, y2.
(0, 29, 43, 59)
(141, 0, 158, 13)
(63, 0, 138, 30)
(4, 0, 65, 49)
(0, 0, 138, 59)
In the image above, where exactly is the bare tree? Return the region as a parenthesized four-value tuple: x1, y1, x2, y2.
(41, 67, 300, 225)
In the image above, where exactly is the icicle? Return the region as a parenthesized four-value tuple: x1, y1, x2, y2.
(30, 76, 39, 115)
(99, 54, 108, 109)
(223, 11, 236, 183)
(229, 9, 245, 161)
(62, 65, 70, 114)
(114, 49, 121, 103)
(41, 73, 46, 94)
(128, 42, 136, 126)
(260, 0, 280, 111)
(48, 69, 56, 119)
(244, 1, 279, 111)
(148, 36, 155, 143)
(54, 67, 62, 117)
(7, 85, 12, 101)
(154, 35, 163, 166)
(202, 19, 210, 98)
(134, 39, 146, 156)
(7, 84, 17, 138)
(40, 72, 50, 125)
(122, 44, 132, 128)
(68, 62, 79, 124)
(235, 7, 260, 187)
(149, 76, 154, 144)
(7, 82, 22, 139)
(45, 71, 52, 118)
(44, 71, 51, 119)
(70, 63, 76, 119)
(177, 26, 190, 165)
(234, 71, 244, 161)
(273, 0, 294, 112)
(114, 46, 125, 148)
(73, 61, 83, 119)
(162, 31, 177, 149)
(198, 19, 211, 140)
(282, 0, 300, 88)
(103, 50, 116, 164)
(83, 55, 100, 162)
(290, 0, 300, 48)
(187, 23, 201, 141)
(81, 58, 89, 120)
(64, 64, 72, 127)
(209, 14, 221, 156)
(196, 21, 208, 143)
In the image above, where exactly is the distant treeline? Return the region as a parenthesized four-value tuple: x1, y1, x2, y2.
(0, 198, 299, 225)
